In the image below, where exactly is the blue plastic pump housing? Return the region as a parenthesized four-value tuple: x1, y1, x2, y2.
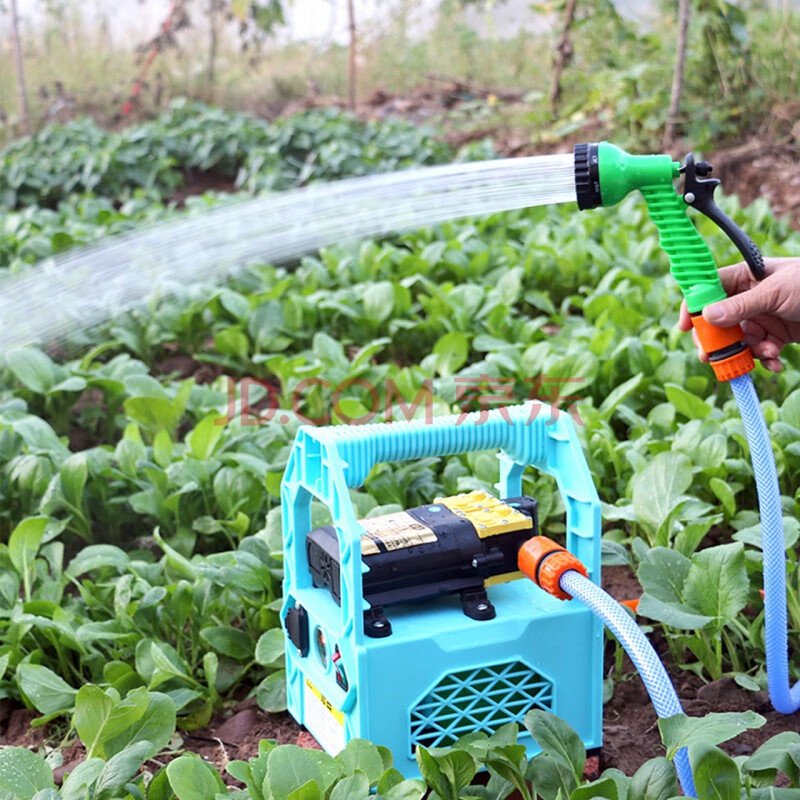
(280, 403, 603, 774)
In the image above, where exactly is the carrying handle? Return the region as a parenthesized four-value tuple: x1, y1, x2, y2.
(317, 406, 544, 489)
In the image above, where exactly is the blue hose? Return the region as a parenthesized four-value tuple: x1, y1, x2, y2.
(729, 373, 800, 713)
(559, 570, 696, 796)
(560, 372, 796, 796)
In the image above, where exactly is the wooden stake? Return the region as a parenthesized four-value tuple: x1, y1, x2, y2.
(663, 0, 690, 150)
(549, 0, 578, 114)
(207, 0, 219, 100)
(347, 0, 357, 110)
(9, 0, 31, 136)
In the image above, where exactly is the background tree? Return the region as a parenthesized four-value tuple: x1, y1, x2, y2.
(663, 0, 690, 148)
(8, 0, 31, 135)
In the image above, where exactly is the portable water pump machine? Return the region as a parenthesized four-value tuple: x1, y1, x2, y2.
(282, 143, 786, 795)
(281, 407, 603, 772)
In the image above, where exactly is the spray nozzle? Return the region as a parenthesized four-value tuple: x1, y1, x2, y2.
(574, 142, 758, 381)
(680, 152, 766, 282)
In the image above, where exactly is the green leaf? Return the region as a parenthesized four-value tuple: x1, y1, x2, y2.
(781, 389, 800, 428)
(710, 478, 736, 518)
(732, 517, 800, 551)
(95, 742, 152, 800)
(527, 752, 577, 800)
(187, 415, 225, 461)
(433, 332, 469, 377)
(569, 776, 618, 800)
(664, 383, 711, 420)
(74, 684, 149, 759)
(255, 628, 286, 666)
(0, 748, 55, 800)
(631, 452, 692, 537)
(6, 348, 59, 394)
(153, 429, 173, 469)
(214, 326, 250, 362)
(104, 691, 176, 760)
(416, 747, 477, 800)
(336, 740, 384, 785)
(16, 664, 76, 716)
(166, 755, 227, 800)
(628, 757, 678, 800)
(637, 547, 713, 629)
(266, 746, 336, 800)
(688, 742, 740, 800)
(637, 548, 691, 605)
(744, 731, 800, 785)
(363, 281, 396, 323)
(285, 782, 322, 800)
(60, 453, 88, 508)
(329, 771, 370, 800)
(200, 627, 255, 660)
(8, 516, 48, 578)
(256, 670, 287, 712)
(66, 544, 130, 577)
(636, 594, 713, 629)
(683, 543, 748, 626)
(658, 712, 765, 760)
(524, 709, 585, 780)
(599, 373, 645, 417)
(61, 759, 105, 800)
(383, 780, 427, 800)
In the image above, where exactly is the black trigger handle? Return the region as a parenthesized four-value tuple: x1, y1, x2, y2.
(681, 153, 765, 281)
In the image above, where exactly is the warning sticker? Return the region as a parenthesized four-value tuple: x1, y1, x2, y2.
(304, 678, 345, 754)
(438, 490, 532, 538)
(359, 512, 437, 556)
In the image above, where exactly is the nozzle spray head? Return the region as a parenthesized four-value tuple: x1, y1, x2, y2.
(573, 142, 679, 209)
(573, 141, 760, 382)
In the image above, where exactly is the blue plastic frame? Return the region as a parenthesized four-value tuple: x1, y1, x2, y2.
(281, 403, 603, 774)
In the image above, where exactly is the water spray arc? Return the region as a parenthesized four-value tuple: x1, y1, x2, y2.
(0, 155, 576, 355)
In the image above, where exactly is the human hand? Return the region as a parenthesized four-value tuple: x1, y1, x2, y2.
(678, 258, 800, 373)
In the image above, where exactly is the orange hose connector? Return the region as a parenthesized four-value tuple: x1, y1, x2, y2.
(690, 315, 754, 382)
(518, 536, 588, 601)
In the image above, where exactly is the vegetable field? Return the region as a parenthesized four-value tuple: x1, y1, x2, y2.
(3, 101, 800, 799)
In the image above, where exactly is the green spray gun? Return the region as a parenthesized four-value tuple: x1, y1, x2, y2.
(573, 141, 765, 382)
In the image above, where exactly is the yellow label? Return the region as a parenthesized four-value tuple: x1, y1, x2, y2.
(305, 678, 344, 724)
(359, 512, 437, 556)
(303, 678, 345, 754)
(437, 490, 533, 538)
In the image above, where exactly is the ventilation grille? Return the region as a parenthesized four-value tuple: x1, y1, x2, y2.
(409, 660, 554, 751)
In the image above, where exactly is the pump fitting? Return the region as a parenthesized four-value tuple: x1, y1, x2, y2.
(518, 537, 588, 601)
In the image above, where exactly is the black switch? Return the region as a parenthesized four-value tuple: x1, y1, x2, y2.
(285, 604, 309, 657)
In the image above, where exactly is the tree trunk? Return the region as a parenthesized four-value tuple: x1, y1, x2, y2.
(549, 0, 578, 114)
(663, 0, 691, 150)
(207, 0, 219, 99)
(9, 0, 32, 136)
(347, 0, 357, 110)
